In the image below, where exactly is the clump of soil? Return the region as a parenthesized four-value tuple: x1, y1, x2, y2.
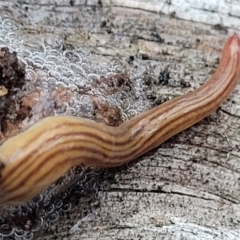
(93, 72, 130, 94)
(0, 47, 29, 140)
(93, 97, 122, 126)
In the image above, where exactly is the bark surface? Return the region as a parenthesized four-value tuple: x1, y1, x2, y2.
(0, 1, 240, 239)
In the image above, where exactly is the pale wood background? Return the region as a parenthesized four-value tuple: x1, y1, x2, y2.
(1, 0, 240, 239)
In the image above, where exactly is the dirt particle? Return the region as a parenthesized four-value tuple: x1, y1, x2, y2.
(21, 90, 40, 108)
(0, 47, 29, 140)
(93, 98, 122, 127)
(0, 86, 8, 96)
(159, 68, 170, 85)
(93, 72, 130, 95)
(52, 87, 73, 108)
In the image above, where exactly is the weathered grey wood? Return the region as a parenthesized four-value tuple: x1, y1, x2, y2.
(0, 0, 240, 239)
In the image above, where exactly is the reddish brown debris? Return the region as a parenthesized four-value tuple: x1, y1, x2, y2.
(93, 72, 130, 94)
(0, 47, 29, 140)
(93, 97, 122, 127)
